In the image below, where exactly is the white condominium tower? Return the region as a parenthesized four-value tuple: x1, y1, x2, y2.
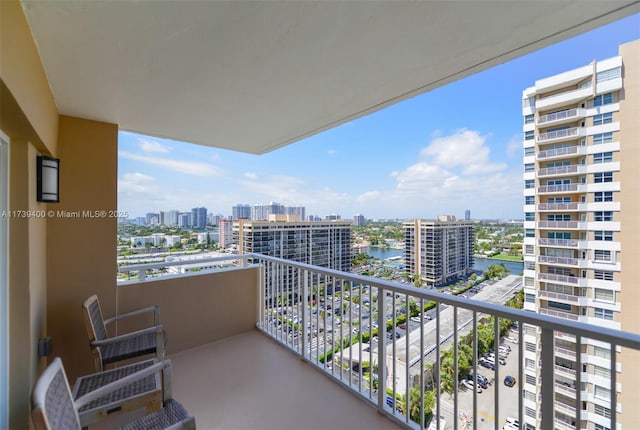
(403, 215, 474, 289)
(522, 40, 639, 430)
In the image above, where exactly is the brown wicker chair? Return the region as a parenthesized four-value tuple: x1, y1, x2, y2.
(82, 294, 166, 371)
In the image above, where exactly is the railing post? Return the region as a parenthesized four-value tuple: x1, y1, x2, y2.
(541, 327, 555, 430)
(301, 269, 308, 359)
(377, 286, 386, 414)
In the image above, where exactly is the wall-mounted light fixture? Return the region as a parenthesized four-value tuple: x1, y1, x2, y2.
(37, 155, 60, 203)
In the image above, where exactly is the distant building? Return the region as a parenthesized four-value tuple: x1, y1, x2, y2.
(146, 212, 159, 225)
(218, 219, 234, 249)
(285, 206, 306, 221)
(353, 214, 366, 227)
(325, 213, 341, 221)
(234, 218, 352, 299)
(191, 207, 207, 229)
(404, 216, 474, 288)
(178, 212, 191, 228)
(232, 204, 251, 220)
(464, 209, 470, 221)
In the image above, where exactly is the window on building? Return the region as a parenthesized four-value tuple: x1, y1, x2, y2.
(525, 245, 534, 255)
(525, 343, 537, 353)
(593, 132, 614, 145)
(594, 250, 613, 263)
(593, 92, 613, 106)
(593, 366, 611, 381)
(524, 163, 534, 172)
(525, 179, 535, 189)
(596, 67, 621, 83)
(594, 211, 613, 222)
(594, 191, 613, 202)
(593, 112, 613, 126)
(594, 231, 614, 241)
(594, 308, 614, 320)
(524, 130, 534, 140)
(524, 146, 535, 156)
(525, 229, 535, 238)
(593, 152, 613, 164)
(595, 424, 611, 430)
(547, 214, 571, 221)
(524, 114, 535, 124)
(525, 374, 537, 384)
(525, 407, 537, 419)
(525, 196, 535, 205)
(594, 345, 611, 359)
(594, 172, 613, 183)
(594, 384, 612, 400)
(548, 301, 572, 311)
(525, 261, 535, 270)
(594, 288, 615, 303)
(594, 270, 614, 281)
(525, 293, 535, 303)
(525, 212, 535, 221)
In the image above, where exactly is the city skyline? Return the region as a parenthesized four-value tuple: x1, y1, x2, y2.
(117, 14, 639, 220)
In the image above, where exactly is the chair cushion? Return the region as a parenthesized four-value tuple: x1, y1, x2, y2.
(118, 399, 191, 430)
(100, 330, 167, 365)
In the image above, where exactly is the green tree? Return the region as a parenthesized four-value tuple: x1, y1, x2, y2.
(408, 386, 435, 426)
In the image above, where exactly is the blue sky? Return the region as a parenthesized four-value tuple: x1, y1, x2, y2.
(118, 14, 639, 221)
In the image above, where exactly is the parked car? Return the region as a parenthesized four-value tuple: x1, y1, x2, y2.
(479, 359, 495, 370)
(504, 376, 516, 387)
(461, 379, 482, 393)
(505, 416, 519, 427)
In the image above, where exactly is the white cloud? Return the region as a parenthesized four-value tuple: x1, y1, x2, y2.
(506, 135, 521, 158)
(138, 138, 170, 153)
(119, 151, 223, 177)
(328, 149, 337, 156)
(244, 172, 257, 180)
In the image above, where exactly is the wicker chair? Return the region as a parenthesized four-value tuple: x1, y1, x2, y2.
(82, 294, 166, 371)
(32, 357, 195, 430)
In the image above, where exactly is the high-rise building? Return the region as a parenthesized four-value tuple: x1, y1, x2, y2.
(234, 217, 352, 301)
(353, 214, 366, 227)
(178, 212, 191, 228)
(252, 202, 285, 221)
(464, 209, 471, 221)
(232, 204, 252, 220)
(191, 207, 207, 229)
(522, 40, 639, 430)
(285, 206, 306, 221)
(403, 216, 474, 288)
(218, 219, 234, 249)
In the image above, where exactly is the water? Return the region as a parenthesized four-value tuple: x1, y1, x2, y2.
(356, 247, 523, 275)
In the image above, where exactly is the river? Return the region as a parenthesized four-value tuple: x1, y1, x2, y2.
(356, 247, 524, 275)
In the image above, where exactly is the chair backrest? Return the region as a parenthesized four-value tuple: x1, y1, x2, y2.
(82, 294, 107, 341)
(32, 357, 81, 430)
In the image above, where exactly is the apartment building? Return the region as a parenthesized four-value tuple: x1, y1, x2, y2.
(403, 216, 474, 288)
(522, 40, 640, 430)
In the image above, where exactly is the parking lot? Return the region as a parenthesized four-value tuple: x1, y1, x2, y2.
(440, 329, 521, 429)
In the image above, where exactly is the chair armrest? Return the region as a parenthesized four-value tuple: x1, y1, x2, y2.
(74, 360, 171, 410)
(104, 305, 160, 326)
(90, 324, 164, 346)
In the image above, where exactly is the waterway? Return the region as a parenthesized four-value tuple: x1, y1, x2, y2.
(357, 247, 524, 275)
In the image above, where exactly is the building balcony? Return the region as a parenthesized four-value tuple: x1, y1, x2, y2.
(538, 238, 585, 249)
(537, 108, 587, 127)
(537, 202, 581, 211)
(537, 126, 586, 144)
(537, 221, 587, 230)
(535, 86, 593, 111)
(537, 165, 586, 178)
(538, 289, 581, 304)
(114, 254, 640, 430)
(540, 308, 580, 322)
(537, 145, 587, 160)
(537, 273, 588, 287)
(537, 183, 587, 194)
(538, 255, 587, 269)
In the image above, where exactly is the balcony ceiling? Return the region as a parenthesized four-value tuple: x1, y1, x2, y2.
(21, 1, 639, 154)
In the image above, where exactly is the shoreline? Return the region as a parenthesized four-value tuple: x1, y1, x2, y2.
(474, 255, 524, 263)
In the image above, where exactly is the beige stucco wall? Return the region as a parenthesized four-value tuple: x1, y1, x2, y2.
(47, 116, 118, 381)
(618, 39, 640, 430)
(117, 268, 260, 355)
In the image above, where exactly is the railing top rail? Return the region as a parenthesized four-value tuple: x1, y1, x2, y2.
(247, 254, 640, 350)
(119, 254, 247, 272)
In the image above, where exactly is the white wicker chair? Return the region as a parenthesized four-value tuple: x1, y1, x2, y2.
(32, 357, 195, 430)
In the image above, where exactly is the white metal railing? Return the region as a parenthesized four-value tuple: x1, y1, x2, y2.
(537, 146, 580, 159)
(119, 253, 640, 430)
(538, 238, 580, 248)
(537, 165, 579, 177)
(538, 290, 580, 303)
(537, 127, 581, 142)
(537, 109, 580, 125)
(540, 308, 580, 321)
(538, 272, 580, 285)
(537, 221, 579, 229)
(538, 255, 581, 267)
(537, 202, 578, 211)
(537, 183, 579, 193)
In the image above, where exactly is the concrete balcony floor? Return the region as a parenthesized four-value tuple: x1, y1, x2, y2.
(94, 330, 399, 430)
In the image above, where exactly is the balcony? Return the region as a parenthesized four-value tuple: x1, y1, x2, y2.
(538, 273, 588, 287)
(537, 126, 586, 144)
(538, 238, 581, 248)
(537, 108, 587, 127)
(115, 254, 640, 430)
(537, 183, 584, 194)
(538, 289, 581, 304)
(537, 165, 586, 178)
(537, 145, 586, 160)
(537, 221, 586, 230)
(538, 255, 587, 269)
(535, 86, 593, 111)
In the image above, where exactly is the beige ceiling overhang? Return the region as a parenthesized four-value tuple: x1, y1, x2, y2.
(21, 1, 640, 154)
